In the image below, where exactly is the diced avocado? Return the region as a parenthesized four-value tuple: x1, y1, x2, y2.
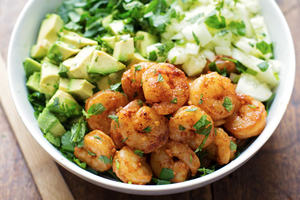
(101, 36, 120, 49)
(37, 14, 64, 44)
(61, 57, 75, 78)
(46, 90, 82, 117)
(69, 46, 96, 79)
(59, 32, 98, 49)
(48, 41, 80, 63)
(23, 57, 41, 78)
(68, 79, 95, 101)
(38, 108, 66, 137)
(59, 78, 70, 92)
(31, 39, 52, 59)
(26, 72, 41, 92)
(40, 61, 60, 96)
(113, 38, 134, 62)
(135, 31, 159, 57)
(96, 70, 124, 90)
(127, 53, 147, 67)
(109, 20, 125, 35)
(88, 50, 126, 75)
(102, 14, 113, 28)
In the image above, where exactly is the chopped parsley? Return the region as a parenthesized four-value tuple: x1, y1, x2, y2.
(257, 61, 269, 72)
(134, 150, 144, 157)
(83, 103, 106, 118)
(134, 35, 144, 41)
(223, 97, 233, 112)
(205, 11, 226, 29)
(133, 91, 139, 98)
(122, 136, 129, 143)
(209, 62, 228, 76)
(256, 41, 273, 55)
(116, 159, 120, 169)
(190, 154, 193, 163)
(199, 94, 203, 104)
(230, 141, 237, 151)
(142, 126, 152, 133)
(179, 125, 186, 131)
(193, 115, 212, 136)
(159, 168, 174, 181)
(110, 82, 122, 92)
(171, 98, 177, 104)
(108, 115, 119, 126)
(148, 51, 157, 61)
(94, 135, 103, 141)
(171, 56, 177, 64)
(88, 150, 96, 156)
(186, 107, 198, 112)
(137, 100, 144, 107)
(192, 31, 200, 45)
(247, 104, 256, 109)
(135, 65, 142, 72)
(99, 155, 112, 164)
(157, 73, 164, 82)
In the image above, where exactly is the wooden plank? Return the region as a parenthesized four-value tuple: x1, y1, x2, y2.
(0, 54, 74, 200)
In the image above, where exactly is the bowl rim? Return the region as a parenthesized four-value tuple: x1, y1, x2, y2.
(7, 0, 296, 195)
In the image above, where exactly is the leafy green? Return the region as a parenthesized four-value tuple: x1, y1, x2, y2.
(157, 73, 164, 82)
(256, 41, 273, 55)
(264, 93, 276, 114)
(135, 65, 142, 72)
(73, 157, 86, 169)
(257, 61, 269, 72)
(223, 97, 233, 112)
(83, 103, 106, 118)
(228, 21, 246, 36)
(148, 51, 158, 61)
(193, 115, 212, 136)
(205, 11, 226, 29)
(108, 115, 119, 126)
(58, 63, 69, 78)
(70, 120, 88, 146)
(199, 94, 203, 105)
(61, 131, 75, 152)
(152, 177, 171, 185)
(179, 125, 186, 131)
(209, 62, 228, 76)
(28, 92, 46, 118)
(137, 100, 144, 107)
(44, 132, 61, 147)
(134, 150, 144, 157)
(110, 82, 122, 92)
(230, 141, 237, 151)
(159, 168, 174, 181)
(192, 32, 200, 45)
(99, 155, 112, 164)
(198, 166, 216, 176)
(171, 98, 177, 104)
(143, 126, 152, 133)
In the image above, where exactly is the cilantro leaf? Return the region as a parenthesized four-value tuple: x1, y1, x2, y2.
(84, 103, 106, 118)
(143, 126, 152, 133)
(264, 93, 276, 114)
(148, 51, 157, 61)
(88, 150, 96, 156)
(70, 120, 88, 145)
(108, 115, 119, 126)
(110, 82, 122, 92)
(157, 73, 164, 82)
(94, 135, 103, 141)
(152, 177, 171, 185)
(209, 62, 228, 76)
(193, 115, 212, 136)
(73, 158, 86, 169)
(171, 56, 177, 64)
(256, 41, 273, 55)
(179, 125, 186, 131)
(99, 155, 112, 164)
(205, 11, 226, 29)
(171, 98, 177, 104)
(192, 32, 200, 45)
(137, 100, 144, 107)
(199, 94, 203, 104)
(223, 97, 233, 112)
(135, 65, 142, 72)
(58, 63, 69, 78)
(195, 133, 209, 153)
(228, 21, 246, 36)
(230, 141, 237, 151)
(134, 150, 144, 157)
(159, 168, 174, 181)
(122, 136, 129, 143)
(257, 61, 269, 72)
(186, 107, 198, 112)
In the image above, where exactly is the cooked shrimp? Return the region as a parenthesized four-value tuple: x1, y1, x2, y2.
(189, 72, 237, 120)
(224, 93, 267, 139)
(110, 100, 169, 153)
(121, 62, 156, 101)
(113, 146, 152, 185)
(169, 106, 215, 150)
(85, 90, 129, 135)
(74, 130, 116, 172)
(142, 63, 189, 115)
(202, 55, 237, 74)
(229, 136, 237, 160)
(150, 140, 200, 183)
(202, 128, 236, 165)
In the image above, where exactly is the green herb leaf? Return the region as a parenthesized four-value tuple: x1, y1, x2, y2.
(247, 104, 256, 109)
(61, 131, 75, 152)
(230, 141, 237, 151)
(170, 56, 177, 64)
(257, 61, 269, 72)
(134, 35, 144, 41)
(134, 150, 144, 157)
(137, 100, 144, 107)
(88, 150, 96, 156)
(116, 158, 120, 169)
(179, 125, 186, 131)
(171, 98, 177, 104)
(190, 154, 193, 163)
(209, 62, 228, 76)
(228, 21, 246, 36)
(99, 155, 112, 164)
(186, 107, 198, 112)
(205, 11, 226, 29)
(135, 65, 142, 72)
(58, 64, 69, 78)
(44, 132, 61, 147)
(198, 166, 215, 176)
(256, 41, 273, 55)
(133, 91, 138, 98)
(195, 133, 209, 153)
(84, 103, 106, 118)
(108, 115, 119, 126)
(223, 97, 233, 112)
(152, 177, 171, 185)
(110, 82, 122, 92)
(157, 73, 164, 82)
(73, 158, 86, 169)
(159, 168, 174, 181)
(122, 136, 129, 143)
(149, 50, 158, 61)
(192, 32, 200, 45)
(199, 94, 203, 104)
(94, 135, 103, 141)
(193, 115, 212, 136)
(70, 120, 88, 145)
(143, 126, 152, 133)
(264, 93, 276, 115)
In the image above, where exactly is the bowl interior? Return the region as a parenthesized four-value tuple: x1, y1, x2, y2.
(7, 0, 295, 195)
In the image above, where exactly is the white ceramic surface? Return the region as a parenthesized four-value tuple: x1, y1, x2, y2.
(7, 0, 295, 195)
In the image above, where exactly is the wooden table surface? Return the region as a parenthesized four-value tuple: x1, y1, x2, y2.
(0, 0, 299, 199)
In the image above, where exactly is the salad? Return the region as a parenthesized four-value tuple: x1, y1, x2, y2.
(23, 0, 280, 185)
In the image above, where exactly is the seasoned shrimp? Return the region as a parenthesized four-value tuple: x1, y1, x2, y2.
(203, 128, 236, 165)
(202, 55, 237, 74)
(85, 90, 129, 135)
(169, 106, 215, 150)
(224, 93, 267, 139)
(121, 62, 156, 101)
(113, 146, 152, 185)
(142, 63, 189, 115)
(189, 72, 237, 120)
(110, 100, 169, 153)
(150, 140, 200, 183)
(74, 130, 116, 172)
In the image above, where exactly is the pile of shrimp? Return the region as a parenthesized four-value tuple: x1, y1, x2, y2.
(74, 58, 267, 185)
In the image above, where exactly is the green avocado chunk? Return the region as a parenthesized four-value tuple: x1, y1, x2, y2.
(113, 38, 134, 62)
(37, 14, 64, 44)
(101, 36, 120, 49)
(46, 90, 82, 117)
(96, 70, 124, 90)
(26, 72, 41, 92)
(135, 31, 159, 57)
(109, 20, 125, 35)
(48, 41, 80, 63)
(59, 31, 98, 49)
(40, 61, 60, 96)
(38, 108, 66, 137)
(88, 50, 126, 75)
(68, 79, 95, 101)
(23, 57, 42, 78)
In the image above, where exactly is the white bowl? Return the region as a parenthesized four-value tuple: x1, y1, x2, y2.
(7, 0, 295, 195)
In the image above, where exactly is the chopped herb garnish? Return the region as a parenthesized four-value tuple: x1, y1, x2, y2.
(99, 155, 112, 164)
(143, 126, 152, 133)
(122, 136, 129, 143)
(223, 97, 233, 112)
(128, 181, 132, 184)
(247, 104, 256, 109)
(152, 177, 171, 185)
(209, 62, 228, 76)
(134, 35, 144, 41)
(157, 73, 164, 82)
(116, 158, 120, 169)
(94, 135, 103, 141)
(88, 150, 96, 156)
(148, 50, 157, 61)
(171, 98, 177, 104)
(190, 154, 193, 163)
(264, 93, 276, 114)
(195, 133, 209, 153)
(193, 115, 212, 136)
(217, 29, 229, 36)
(199, 94, 203, 104)
(108, 115, 119, 126)
(110, 82, 122, 92)
(228, 21, 246, 36)
(186, 107, 198, 112)
(192, 31, 200, 45)
(171, 56, 177, 64)
(257, 61, 269, 72)
(159, 168, 174, 181)
(135, 65, 142, 72)
(83, 103, 106, 118)
(133, 91, 139, 98)
(179, 125, 186, 131)
(230, 141, 237, 151)
(256, 41, 273, 55)
(205, 11, 226, 29)
(198, 166, 215, 176)
(134, 150, 144, 157)
(137, 100, 144, 107)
